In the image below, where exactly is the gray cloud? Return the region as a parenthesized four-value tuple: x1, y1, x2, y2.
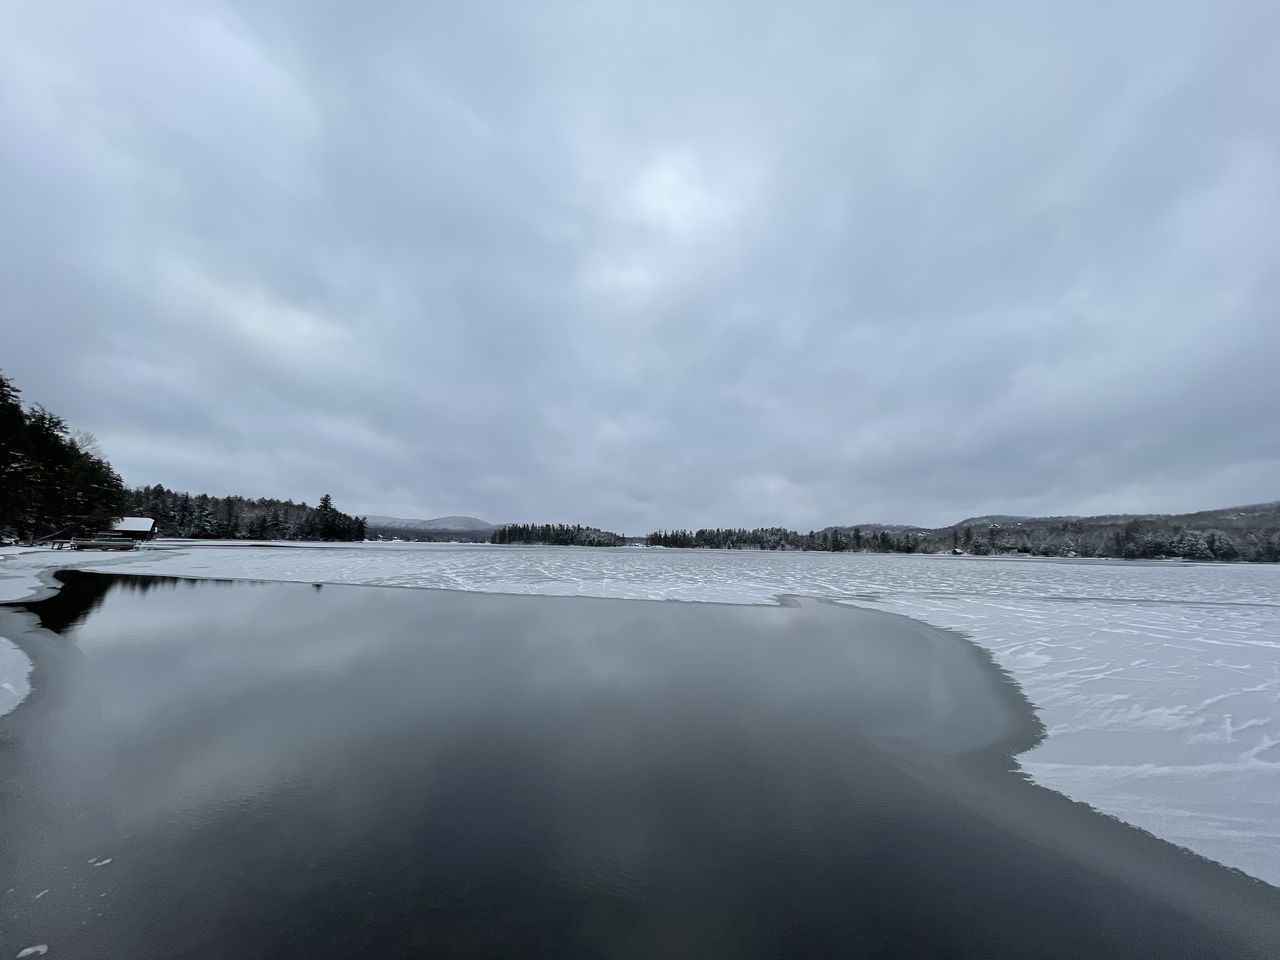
(3, 1, 1277, 532)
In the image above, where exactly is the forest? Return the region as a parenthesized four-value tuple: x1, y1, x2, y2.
(124, 486, 367, 542)
(1, 372, 127, 541)
(490, 523, 626, 547)
(647, 508, 1280, 562)
(0, 369, 367, 544)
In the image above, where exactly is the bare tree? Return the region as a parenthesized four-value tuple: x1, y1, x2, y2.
(72, 429, 102, 457)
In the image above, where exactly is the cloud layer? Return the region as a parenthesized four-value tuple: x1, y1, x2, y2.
(3, 1, 1278, 531)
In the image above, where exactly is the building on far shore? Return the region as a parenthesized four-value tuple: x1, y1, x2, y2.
(111, 517, 157, 541)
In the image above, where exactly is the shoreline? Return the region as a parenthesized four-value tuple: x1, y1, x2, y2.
(1, 546, 179, 715)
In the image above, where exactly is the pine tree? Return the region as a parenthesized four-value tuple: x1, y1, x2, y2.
(316, 493, 337, 539)
(189, 495, 214, 537)
(174, 493, 193, 536)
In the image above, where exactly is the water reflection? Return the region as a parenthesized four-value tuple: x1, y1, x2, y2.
(9, 571, 250, 634)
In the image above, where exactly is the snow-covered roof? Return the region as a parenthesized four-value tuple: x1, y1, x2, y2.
(114, 516, 156, 532)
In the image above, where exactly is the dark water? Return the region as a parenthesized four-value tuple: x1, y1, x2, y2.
(3, 572, 1279, 959)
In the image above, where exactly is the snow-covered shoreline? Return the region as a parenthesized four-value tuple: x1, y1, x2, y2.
(1, 546, 71, 714)
(0, 545, 175, 715)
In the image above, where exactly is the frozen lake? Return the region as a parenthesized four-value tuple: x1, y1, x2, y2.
(5, 572, 1279, 958)
(4, 542, 1279, 885)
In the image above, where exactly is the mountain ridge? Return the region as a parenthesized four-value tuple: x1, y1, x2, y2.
(839, 500, 1280, 536)
(364, 515, 495, 533)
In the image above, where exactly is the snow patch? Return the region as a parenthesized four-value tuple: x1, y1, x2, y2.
(0, 636, 31, 716)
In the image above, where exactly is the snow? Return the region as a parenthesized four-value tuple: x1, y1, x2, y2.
(2, 542, 1279, 885)
(0, 547, 46, 716)
(849, 589, 1280, 884)
(114, 516, 156, 533)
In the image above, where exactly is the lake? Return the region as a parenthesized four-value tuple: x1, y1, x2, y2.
(3, 570, 1279, 958)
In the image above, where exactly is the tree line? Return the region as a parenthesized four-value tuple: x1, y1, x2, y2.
(646, 527, 918, 552)
(125, 485, 367, 542)
(647, 517, 1280, 562)
(934, 518, 1280, 562)
(1, 372, 127, 541)
(491, 523, 626, 547)
(649, 527, 812, 550)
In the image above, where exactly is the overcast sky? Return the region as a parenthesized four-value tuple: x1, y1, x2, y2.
(2, 2, 1277, 532)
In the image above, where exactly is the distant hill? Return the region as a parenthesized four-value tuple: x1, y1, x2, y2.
(835, 522, 931, 536)
(827, 500, 1280, 560)
(840, 501, 1280, 537)
(364, 515, 495, 533)
(1167, 501, 1280, 528)
(363, 515, 496, 542)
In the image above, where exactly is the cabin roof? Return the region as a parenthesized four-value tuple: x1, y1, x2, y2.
(114, 516, 157, 532)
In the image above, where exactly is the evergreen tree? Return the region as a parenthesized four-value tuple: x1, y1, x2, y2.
(0, 374, 126, 541)
(0, 373, 33, 531)
(175, 493, 193, 535)
(316, 493, 338, 539)
(189, 495, 214, 537)
(216, 496, 240, 539)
